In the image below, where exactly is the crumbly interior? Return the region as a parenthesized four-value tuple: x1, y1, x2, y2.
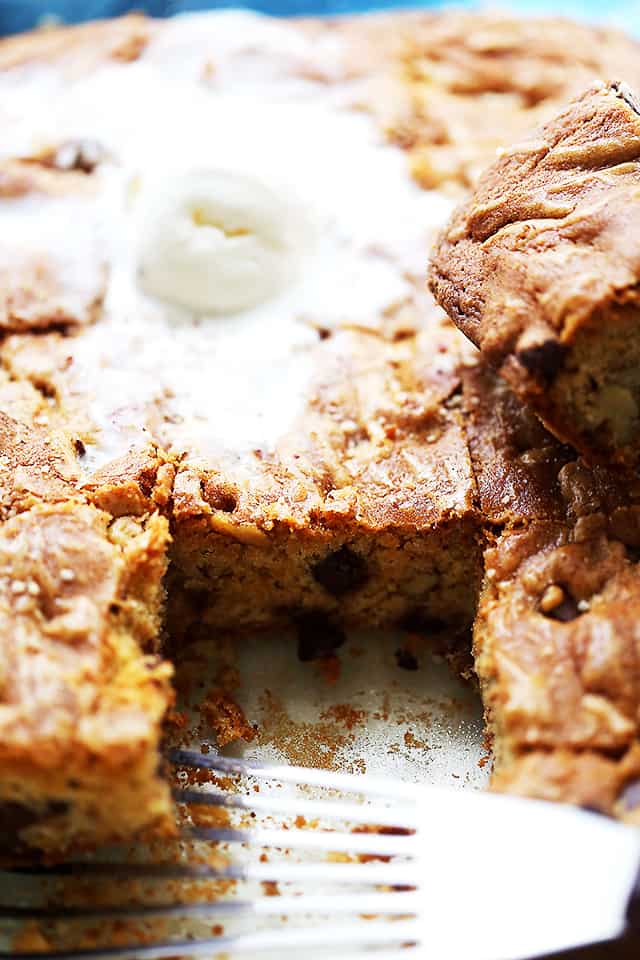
(543, 302, 640, 460)
(1, 10, 640, 856)
(463, 364, 640, 821)
(169, 519, 481, 642)
(0, 415, 175, 856)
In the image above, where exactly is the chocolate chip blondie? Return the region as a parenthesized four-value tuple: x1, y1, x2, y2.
(463, 363, 640, 821)
(2, 8, 640, 855)
(430, 81, 640, 465)
(0, 414, 174, 856)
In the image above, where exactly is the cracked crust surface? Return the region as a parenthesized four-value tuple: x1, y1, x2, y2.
(430, 81, 640, 465)
(386, 12, 640, 191)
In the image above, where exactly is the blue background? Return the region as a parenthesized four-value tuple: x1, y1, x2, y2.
(0, 1, 638, 35)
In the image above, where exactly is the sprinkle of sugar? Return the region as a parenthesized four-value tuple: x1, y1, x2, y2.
(60, 568, 76, 583)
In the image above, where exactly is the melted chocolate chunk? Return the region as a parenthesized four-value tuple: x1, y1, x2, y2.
(312, 546, 369, 597)
(395, 648, 419, 671)
(517, 340, 566, 384)
(295, 611, 346, 662)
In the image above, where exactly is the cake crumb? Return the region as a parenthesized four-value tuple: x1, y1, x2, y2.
(201, 687, 256, 747)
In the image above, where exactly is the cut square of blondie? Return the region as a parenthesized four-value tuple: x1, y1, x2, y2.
(463, 363, 640, 822)
(0, 413, 174, 856)
(431, 81, 640, 466)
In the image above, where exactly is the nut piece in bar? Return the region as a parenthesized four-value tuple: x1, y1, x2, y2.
(430, 81, 640, 465)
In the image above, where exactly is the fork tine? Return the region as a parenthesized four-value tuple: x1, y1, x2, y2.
(184, 825, 415, 857)
(0, 890, 419, 921)
(5, 951, 417, 960)
(171, 748, 423, 802)
(175, 787, 419, 828)
(2, 863, 243, 879)
(5, 860, 419, 886)
(2, 919, 421, 959)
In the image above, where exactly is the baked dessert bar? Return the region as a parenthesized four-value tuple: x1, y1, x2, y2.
(0, 414, 174, 856)
(430, 81, 640, 465)
(2, 9, 640, 854)
(463, 363, 640, 821)
(0, 10, 485, 853)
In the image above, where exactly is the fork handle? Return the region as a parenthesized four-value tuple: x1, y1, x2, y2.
(538, 858, 640, 958)
(539, 937, 640, 958)
(625, 856, 640, 935)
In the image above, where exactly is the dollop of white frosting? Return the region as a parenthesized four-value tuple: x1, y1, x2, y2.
(136, 168, 307, 313)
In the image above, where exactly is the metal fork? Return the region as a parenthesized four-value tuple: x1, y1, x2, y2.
(2, 747, 640, 960)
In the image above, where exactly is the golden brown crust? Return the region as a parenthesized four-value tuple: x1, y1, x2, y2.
(431, 81, 640, 464)
(0, 414, 175, 853)
(0, 160, 106, 335)
(387, 13, 640, 190)
(476, 521, 640, 755)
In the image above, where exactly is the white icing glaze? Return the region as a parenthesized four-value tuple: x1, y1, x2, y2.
(0, 12, 454, 470)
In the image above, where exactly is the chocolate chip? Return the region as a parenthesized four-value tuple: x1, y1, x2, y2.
(295, 611, 346, 662)
(626, 544, 640, 564)
(517, 340, 566, 384)
(202, 479, 238, 513)
(312, 546, 369, 597)
(620, 779, 640, 812)
(395, 648, 419, 670)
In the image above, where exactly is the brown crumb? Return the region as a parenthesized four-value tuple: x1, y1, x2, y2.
(200, 687, 256, 747)
(353, 824, 412, 863)
(403, 730, 429, 751)
(188, 805, 231, 828)
(320, 703, 367, 731)
(166, 709, 189, 730)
